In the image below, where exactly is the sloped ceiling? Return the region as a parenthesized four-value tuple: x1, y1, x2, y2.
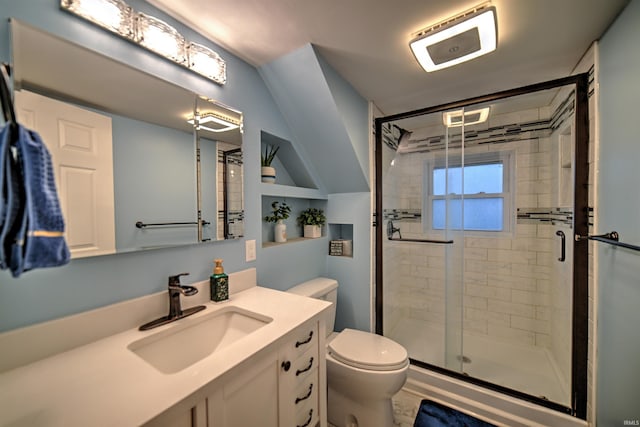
(259, 44, 369, 194)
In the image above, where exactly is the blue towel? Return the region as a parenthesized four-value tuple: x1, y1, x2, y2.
(413, 399, 496, 427)
(0, 123, 70, 277)
(0, 123, 26, 272)
(0, 124, 8, 268)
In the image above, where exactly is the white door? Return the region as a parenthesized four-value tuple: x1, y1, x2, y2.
(15, 90, 116, 258)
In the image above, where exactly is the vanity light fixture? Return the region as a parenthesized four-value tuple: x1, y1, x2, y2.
(136, 12, 187, 64)
(188, 112, 240, 133)
(60, 0, 227, 85)
(188, 42, 226, 84)
(410, 3, 497, 72)
(60, 0, 133, 37)
(443, 107, 490, 127)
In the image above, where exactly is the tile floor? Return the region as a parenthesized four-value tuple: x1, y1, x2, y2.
(392, 388, 423, 426)
(327, 388, 421, 427)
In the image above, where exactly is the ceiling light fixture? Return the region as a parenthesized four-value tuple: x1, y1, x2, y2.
(443, 107, 490, 127)
(188, 112, 240, 133)
(410, 3, 497, 72)
(60, 0, 227, 85)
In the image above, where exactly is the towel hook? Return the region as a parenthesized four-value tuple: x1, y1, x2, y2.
(0, 62, 17, 125)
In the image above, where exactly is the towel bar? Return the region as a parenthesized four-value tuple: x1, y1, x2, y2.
(575, 231, 640, 252)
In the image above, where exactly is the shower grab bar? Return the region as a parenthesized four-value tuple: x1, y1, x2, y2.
(575, 231, 640, 252)
(135, 220, 210, 228)
(388, 237, 454, 244)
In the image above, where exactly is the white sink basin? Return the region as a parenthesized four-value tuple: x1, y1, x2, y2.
(128, 306, 272, 374)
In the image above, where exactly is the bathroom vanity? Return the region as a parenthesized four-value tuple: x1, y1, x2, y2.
(147, 317, 322, 427)
(0, 269, 330, 427)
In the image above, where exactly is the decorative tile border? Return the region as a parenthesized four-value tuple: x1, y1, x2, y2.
(399, 120, 552, 153)
(382, 84, 582, 154)
(383, 208, 421, 221)
(382, 123, 403, 151)
(516, 208, 574, 227)
(383, 207, 591, 228)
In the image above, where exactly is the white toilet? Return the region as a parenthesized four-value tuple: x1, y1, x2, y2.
(287, 278, 409, 427)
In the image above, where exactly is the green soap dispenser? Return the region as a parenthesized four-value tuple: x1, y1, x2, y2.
(210, 259, 229, 302)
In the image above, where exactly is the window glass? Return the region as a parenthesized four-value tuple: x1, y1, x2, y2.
(432, 198, 504, 231)
(430, 158, 508, 232)
(433, 163, 503, 195)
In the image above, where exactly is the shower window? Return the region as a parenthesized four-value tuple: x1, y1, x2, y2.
(424, 151, 513, 233)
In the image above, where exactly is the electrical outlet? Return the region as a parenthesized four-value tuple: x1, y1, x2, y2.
(245, 239, 256, 262)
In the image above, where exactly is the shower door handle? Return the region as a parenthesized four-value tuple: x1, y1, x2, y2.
(556, 230, 566, 262)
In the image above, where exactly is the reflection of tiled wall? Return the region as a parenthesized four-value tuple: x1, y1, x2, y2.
(216, 142, 244, 240)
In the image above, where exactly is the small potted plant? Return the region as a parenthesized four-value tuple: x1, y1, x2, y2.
(264, 201, 291, 242)
(297, 207, 325, 238)
(261, 144, 279, 183)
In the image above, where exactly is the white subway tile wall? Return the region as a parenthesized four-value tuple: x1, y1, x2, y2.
(382, 93, 580, 400)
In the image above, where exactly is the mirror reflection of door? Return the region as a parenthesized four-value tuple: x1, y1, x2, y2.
(15, 90, 116, 258)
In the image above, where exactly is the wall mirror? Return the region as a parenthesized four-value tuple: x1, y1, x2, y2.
(10, 20, 244, 258)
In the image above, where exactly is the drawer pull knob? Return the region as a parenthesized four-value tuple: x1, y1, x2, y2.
(297, 409, 313, 427)
(296, 357, 314, 376)
(295, 331, 314, 348)
(281, 360, 291, 372)
(295, 383, 314, 404)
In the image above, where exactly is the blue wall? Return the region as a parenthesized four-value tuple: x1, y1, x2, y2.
(0, 0, 294, 332)
(257, 44, 372, 331)
(0, 0, 372, 334)
(597, 0, 640, 424)
(112, 115, 197, 250)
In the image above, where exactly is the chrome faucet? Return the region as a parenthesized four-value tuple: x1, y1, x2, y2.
(139, 272, 206, 331)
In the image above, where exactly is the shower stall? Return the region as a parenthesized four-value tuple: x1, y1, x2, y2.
(375, 75, 589, 418)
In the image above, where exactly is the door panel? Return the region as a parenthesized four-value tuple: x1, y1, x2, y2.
(15, 90, 116, 258)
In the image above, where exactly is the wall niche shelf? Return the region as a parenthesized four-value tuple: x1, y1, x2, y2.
(328, 223, 353, 257)
(260, 130, 329, 248)
(260, 183, 327, 200)
(261, 131, 319, 190)
(261, 195, 327, 248)
(263, 236, 326, 248)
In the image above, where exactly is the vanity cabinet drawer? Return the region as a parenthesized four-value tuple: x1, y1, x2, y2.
(291, 346, 317, 381)
(293, 370, 318, 425)
(281, 321, 318, 361)
(278, 319, 323, 426)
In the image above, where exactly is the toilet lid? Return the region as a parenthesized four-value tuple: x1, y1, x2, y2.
(328, 329, 408, 371)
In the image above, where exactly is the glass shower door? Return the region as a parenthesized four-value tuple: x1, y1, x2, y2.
(378, 77, 589, 415)
(380, 108, 465, 372)
(442, 116, 464, 373)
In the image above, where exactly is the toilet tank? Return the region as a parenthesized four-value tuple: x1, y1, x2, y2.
(287, 278, 338, 336)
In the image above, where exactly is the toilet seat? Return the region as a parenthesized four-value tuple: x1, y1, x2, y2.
(328, 329, 408, 371)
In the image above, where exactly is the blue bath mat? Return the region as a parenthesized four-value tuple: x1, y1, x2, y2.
(413, 400, 496, 427)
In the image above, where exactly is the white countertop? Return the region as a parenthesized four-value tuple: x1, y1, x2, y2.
(0, 286, 330, 426)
